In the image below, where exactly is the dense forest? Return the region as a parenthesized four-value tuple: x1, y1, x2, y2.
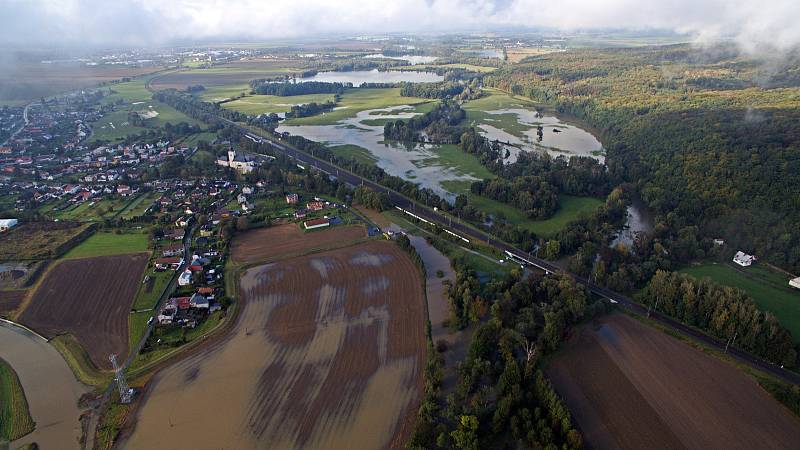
(249, 80, 350, 96)
(410, 266, 610, 449)
(484, 44, 800, 272)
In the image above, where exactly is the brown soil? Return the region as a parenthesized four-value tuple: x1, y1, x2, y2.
(125, 241, 425, 450)
(547, 314, 800, 450)
(18, 253, 149, 369)
(0, 289, 26, 315)
(230, 223, 367, 264)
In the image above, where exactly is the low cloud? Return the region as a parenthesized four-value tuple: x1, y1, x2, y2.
(0, 0, 798, 54)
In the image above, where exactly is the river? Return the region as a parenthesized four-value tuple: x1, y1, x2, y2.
(611, 199, 656, 248)
(0, 321, 88, 449)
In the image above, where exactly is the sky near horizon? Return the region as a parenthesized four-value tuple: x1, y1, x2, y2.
(0, 0, 798, 53)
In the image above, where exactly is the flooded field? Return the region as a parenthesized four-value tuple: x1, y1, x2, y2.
(278, 105, 484, 200)
(611, 199, 655, 248)
(465, 105, 605, 162)
(364, 54, 438, 65)
(125, 241, 425, 450)
(0, 322, 88, 449)
(299, 69, 442, 86)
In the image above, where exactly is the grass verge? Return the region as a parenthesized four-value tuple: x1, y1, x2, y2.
(49, 334, 112, 388)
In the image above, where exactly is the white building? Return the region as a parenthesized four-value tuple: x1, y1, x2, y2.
(0, 218, 18, 232)
(790, 277, 800, 290)
(178, 270, 193, 286)
(216, 150, 254, 174)
(733, 251, 756, 267)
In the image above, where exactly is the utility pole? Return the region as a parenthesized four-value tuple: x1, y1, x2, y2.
(109, 354, 133, 404)
(725, 331, 738, 353)
(647, 295, 661, 318)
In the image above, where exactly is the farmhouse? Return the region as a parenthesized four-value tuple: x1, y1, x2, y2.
(790, 277, 800, 290)
(285, 193, 299, 204)
(307, 201, 325, 211)
(216, 150, 254, 174)
(733, 251, 756, 267)
(0, 218, 18, 232)
(304, 218, 330, 230)
(155, 257, 182, 270)
(162, 244, 184, 257)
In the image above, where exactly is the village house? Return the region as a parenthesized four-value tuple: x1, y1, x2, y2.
(307, 201, 324, 212)
(161, 244, 184, 257)
(285, 193, 299, 204)
(155, 257, 183, 271)
(178, 270, 193, 286)
(304, 217, 330, 230)
(733, 251, 756, 267)
(0, 218, 18, 232)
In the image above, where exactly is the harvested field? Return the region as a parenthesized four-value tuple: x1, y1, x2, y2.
(19, 253, 149, 369)
(547, 314, 800, 450)
(0, 222, 93, 261)
(125, 241, 426, 449)
(0, 290, 27, 315)
(231, 223, 367, 264)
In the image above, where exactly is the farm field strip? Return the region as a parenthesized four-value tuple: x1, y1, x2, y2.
(125, 241, 426, 449)
(19, 253, 149, 369)
(230, 223, 367, 264)
(547, 314, 800, 450)
(0, 357, 35, 442)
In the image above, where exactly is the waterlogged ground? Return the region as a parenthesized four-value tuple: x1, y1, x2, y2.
(463, 91, 605, 162)
(125, 241, 425, 450)
(299, 69, 443, 86)
(278, 105, 488, 200)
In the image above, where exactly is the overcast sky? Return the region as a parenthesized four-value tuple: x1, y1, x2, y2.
(1, 0, 798, 52)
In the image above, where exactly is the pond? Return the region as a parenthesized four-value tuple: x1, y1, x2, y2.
(471, 107, 605, 162)
(299, 69, 443, 86)
(363, 54, 438, 65)
(610, 199, 655, 248)
(277, 105, 478, 200)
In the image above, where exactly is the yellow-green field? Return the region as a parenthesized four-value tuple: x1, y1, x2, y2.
(223, 93, 337, 115)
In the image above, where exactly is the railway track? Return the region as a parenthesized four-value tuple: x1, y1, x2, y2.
(142, 79, 800, 386)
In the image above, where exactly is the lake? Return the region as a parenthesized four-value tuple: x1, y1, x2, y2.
(277, 105, 479, 200)
(299, 69, 443, 86)
(364, 54, 439, 65)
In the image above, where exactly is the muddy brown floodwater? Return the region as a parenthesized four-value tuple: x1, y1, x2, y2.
(124, 241, 425, 450)
(0, 322, 88, 449)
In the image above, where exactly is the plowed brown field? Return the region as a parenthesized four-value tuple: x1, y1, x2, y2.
(19, 253, 148, 369)
(547, 314, 800, 450)
(125, 241, 425, 450)
(231, 223, 366, 263)
(0, 290, 26, 315)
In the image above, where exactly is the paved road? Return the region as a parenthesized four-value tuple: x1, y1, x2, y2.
(232, 123, 800, 386)
(2, 102, 33, 146)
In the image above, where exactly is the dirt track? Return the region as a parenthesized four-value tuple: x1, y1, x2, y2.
(19, 253, 149, 369)
(230, 223, 366, 264)
(125, 241, 425, 449)
(547, 314, 800, 449)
